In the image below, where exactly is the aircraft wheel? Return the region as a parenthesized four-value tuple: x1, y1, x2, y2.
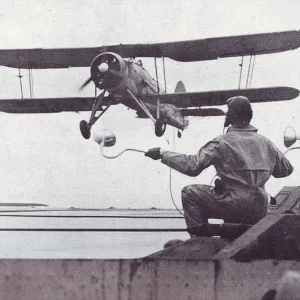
(177, 131, 182, 138)
(155, 119, 166, 137)
(80, 120, 91, 139)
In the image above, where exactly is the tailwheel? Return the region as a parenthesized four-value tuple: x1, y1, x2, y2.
(155, 119, 167, 137)
(177, 130, 182, 138)
(80, 120, 91, 139)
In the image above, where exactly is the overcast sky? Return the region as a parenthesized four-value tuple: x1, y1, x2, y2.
(0, 0, 300, 208)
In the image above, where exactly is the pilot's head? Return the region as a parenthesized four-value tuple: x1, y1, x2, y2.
(225, 96, 253, 126)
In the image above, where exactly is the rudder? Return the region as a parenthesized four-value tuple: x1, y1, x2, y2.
(175, 81, 186, 93)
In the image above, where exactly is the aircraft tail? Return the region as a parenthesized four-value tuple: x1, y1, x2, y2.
(175, 81, 186, 93)
(175, 81, 188, 129)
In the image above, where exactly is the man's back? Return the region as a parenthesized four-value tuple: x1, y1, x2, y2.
(146, 96, 294, 226)
(215, 125, 291, 189)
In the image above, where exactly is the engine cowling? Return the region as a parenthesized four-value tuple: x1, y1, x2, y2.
(90, 52, 126, 91)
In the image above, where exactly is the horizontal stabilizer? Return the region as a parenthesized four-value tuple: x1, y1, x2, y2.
(181, 108, 225, 117)
(0, 30, 300, 68)
(140, 86, 299, 108)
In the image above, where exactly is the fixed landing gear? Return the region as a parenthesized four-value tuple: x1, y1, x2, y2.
(79, 90, 110, 139)
(80, 120, 92, 139)
(155, 119, 167, 137)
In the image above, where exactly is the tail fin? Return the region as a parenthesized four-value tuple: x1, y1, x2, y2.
(175, 81, 188, 130)
(175, 81, 186, 93)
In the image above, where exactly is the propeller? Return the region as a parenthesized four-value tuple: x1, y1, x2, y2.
(79, 77, 93, 91)
(79, 53, 123, 91)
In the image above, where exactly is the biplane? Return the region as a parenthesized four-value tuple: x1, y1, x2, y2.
(0, 30, 299, 139)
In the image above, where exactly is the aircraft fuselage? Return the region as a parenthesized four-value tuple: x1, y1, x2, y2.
(90, 52, 163, 110)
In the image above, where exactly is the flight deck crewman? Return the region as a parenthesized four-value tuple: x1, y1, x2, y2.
(145, 96, 293, 233)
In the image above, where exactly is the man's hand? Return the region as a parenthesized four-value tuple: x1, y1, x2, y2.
(145, 148, 162, 160)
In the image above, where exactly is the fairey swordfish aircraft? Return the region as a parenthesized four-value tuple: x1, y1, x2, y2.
(0, 30, 299, 139)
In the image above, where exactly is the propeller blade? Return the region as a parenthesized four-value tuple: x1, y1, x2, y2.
(79, 77, 93, 91)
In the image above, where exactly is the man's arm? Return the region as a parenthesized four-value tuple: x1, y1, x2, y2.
(160, 140, 220, 177)
(272, 148, 293, 178)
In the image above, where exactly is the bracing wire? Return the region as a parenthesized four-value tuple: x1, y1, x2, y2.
(168, 160, 214, 227)
(169, 167, 185, 217)
(156, 58, 203, 225)
(168, 128, 185, 217)
(163, 57, 167, 93)
(167, 128, 210, 227)
(154, 57, 160, 94)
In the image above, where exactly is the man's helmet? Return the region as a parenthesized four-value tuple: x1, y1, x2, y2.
(225, 96, 253, 126)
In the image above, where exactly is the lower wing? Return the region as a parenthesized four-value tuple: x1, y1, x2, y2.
(0, 97, 114, 113)
(0, 86, 298, 114)
(139, 86, 299, 107)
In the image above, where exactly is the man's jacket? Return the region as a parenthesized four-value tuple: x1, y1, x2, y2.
(161, 125, 293, 223)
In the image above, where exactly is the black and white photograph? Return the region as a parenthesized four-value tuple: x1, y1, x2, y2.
(0, 0, 300, 299)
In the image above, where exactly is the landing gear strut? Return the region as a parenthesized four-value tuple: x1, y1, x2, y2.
(80, 90, 110, 139)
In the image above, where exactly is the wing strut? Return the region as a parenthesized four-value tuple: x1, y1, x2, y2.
(238, 56, 243, 89)
(246, 55, 253, 88)
(248, 55, 256, 88)
(28, 69, 34, 99)
(238, 55, 256, 89)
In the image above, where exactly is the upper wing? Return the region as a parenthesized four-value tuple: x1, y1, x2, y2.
(0, 30, 299, 68)
(140, 87, 300, 108)
(0, 97, 114, 113)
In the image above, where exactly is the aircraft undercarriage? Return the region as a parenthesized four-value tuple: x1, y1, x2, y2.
(80, 87, 186, 139)
(126, 88, 184, 138)
(80, 90, 111, 139)
(126, 89, 165, 137)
